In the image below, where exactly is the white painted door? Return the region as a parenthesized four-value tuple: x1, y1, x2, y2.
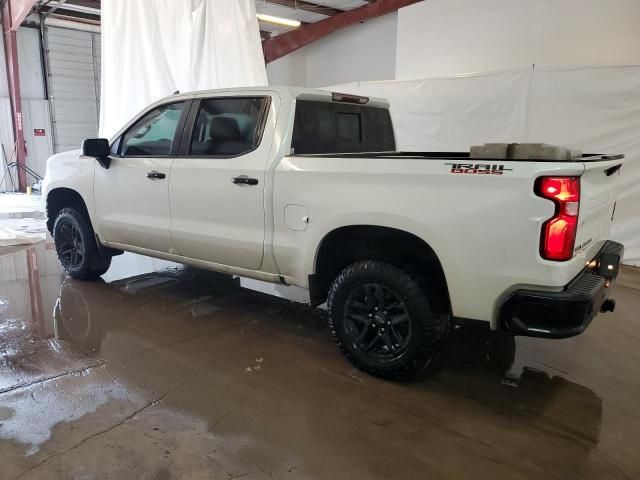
(21, 99, 54, 180)
(169, 95, 277, 270)
(94, 101, 186, 252)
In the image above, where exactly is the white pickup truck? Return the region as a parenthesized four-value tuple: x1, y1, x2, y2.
(43, 86, 624, 379)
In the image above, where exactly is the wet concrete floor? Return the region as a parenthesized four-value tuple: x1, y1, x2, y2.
(1, 236, 639, 479)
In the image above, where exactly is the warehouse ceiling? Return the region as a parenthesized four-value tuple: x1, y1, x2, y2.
(255, 0, 373, 37)
(35, 0, 375, 38)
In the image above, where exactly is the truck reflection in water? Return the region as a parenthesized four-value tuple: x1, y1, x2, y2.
(51, 265, 603, 448)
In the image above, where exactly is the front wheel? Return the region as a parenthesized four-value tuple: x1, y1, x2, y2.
(327, 261, 451, 380)
(53, 207, 111, 280)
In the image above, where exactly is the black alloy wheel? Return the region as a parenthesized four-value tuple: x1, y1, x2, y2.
(53, 207, 111, 280)
(344, 283, 412, 360)
(56, 218, 85, 269)
(328, 260, 451, 380)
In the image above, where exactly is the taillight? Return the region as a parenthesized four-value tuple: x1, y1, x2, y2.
(331, 92, 369, 104)
(535, 176, 581, 261)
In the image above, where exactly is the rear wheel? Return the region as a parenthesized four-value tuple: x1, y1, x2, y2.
(328, 260, 451, 380)
(53, 207, 111, 280)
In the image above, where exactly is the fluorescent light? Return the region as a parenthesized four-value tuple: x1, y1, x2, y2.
(256, 13, 301, 28)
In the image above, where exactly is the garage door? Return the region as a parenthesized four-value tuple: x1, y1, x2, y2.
(45, 26, 101, 153)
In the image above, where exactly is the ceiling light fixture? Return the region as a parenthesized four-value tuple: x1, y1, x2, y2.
(256, 13, 301, 28)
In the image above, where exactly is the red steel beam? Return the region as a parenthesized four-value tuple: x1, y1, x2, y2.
(1, 0, 37, 191)
(262, 0, 423, 63)
(8, 0, 36, 28)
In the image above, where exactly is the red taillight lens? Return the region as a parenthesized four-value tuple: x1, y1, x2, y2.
(331, 92, 369, 104)
(536, 176, 580, 261)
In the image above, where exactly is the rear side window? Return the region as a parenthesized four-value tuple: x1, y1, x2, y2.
(121, 102, 185, 156)
(291, 100, 395, 154)
(189, 97, 269, 157)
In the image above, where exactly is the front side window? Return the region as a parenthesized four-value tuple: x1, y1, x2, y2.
(121, 102, 185, 156)
(189, 97, 268, 157)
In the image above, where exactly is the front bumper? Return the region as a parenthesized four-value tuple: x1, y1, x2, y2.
(498, 241, 624, 338)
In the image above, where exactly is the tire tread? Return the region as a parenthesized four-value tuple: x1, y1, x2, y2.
(327, 260, 450, 380)
(53, 207, 111, 280)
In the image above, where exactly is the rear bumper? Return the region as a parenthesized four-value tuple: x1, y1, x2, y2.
(498, 241, 624, 338)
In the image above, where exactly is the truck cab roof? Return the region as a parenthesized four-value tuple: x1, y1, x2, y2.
(160, 85, 390, 109)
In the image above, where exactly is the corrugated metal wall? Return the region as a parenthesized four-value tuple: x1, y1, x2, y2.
(2, 25, 101, 192)
(1, 27, 55, 192)
(45, 26, 101, 153)
(0, 29, 8, 96)
(18, 28, 52, 188)
(0, 98, 16, 192)
(1, 30, 13, 191)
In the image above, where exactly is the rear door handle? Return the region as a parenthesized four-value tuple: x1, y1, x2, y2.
(231, 175, 259, 186)
(147, 170, 166, 180)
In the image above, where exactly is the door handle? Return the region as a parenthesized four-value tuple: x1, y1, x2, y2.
(231, 175, 259, 186)
(146, 170, 166, 180)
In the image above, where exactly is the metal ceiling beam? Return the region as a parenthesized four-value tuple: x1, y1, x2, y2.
(262, 0, 423, 63)
(63, 0, 100, 8)
(2, 0, 38, 191)
(42, 0, 99, 16)
(262, 0, 343, 16)
(4, 0, 37, 29)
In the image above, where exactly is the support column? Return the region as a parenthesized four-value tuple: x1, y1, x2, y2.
(1, 0, 38, 191)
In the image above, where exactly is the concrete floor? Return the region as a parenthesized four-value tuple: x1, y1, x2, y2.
(1, 227, 639, 478)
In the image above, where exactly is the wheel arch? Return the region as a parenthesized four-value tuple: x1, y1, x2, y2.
(46, 187, 92, 234)
(309, 225, 450, 313)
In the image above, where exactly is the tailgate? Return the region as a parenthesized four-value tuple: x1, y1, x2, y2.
(575, 157, 624, 259)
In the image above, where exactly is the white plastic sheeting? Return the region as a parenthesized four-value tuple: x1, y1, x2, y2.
(329, 65, 640, 265)
(99, 0, 267, 138)
(0, 218, 46, 247)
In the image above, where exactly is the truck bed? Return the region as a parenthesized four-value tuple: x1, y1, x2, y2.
(290, 151, 625, 162)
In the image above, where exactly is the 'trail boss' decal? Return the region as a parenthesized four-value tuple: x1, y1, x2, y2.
(445, 163, 513, 175)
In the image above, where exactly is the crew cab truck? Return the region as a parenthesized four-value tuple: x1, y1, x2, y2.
(43, 86, 624, 379)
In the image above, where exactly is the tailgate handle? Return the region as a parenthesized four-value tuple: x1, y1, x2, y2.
(604, 164, 622, 176)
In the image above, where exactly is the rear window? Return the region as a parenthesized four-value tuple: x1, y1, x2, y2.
(189, 97, 268, 157)
(291, 100, 395, 154)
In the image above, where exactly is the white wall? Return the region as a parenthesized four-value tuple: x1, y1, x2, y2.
(17, 27, 45, 99)
(1, 27, 53, 190)
(1, 32, 14, 191)
(0, 31, 8, 97)
(266, 47, 307, 86)
(267, 12, 398, 87)
(396, 0, 640, 79)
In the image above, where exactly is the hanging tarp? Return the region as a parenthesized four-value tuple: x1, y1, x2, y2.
(328, 65, 640, 265)
(99, 0, 267, 138)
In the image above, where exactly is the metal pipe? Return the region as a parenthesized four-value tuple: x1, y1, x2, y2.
(44, 0, 98, 16)
(46, 14, 100, 30)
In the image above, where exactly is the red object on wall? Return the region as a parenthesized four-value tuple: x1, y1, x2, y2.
(34, 128, 45, 136)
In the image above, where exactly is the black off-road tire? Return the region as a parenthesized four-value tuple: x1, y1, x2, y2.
(53, 207, 111, 280)
(327, 260, 451, 380)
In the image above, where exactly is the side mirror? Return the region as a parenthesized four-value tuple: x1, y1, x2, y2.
(81, 138, 111, 169)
